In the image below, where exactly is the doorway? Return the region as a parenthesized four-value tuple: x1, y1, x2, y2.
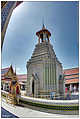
(32, 80, 34, 96)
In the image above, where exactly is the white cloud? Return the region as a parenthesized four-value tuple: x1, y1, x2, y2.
(16, 67, 22, 74)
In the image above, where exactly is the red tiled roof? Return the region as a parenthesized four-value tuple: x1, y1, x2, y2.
(17, 74, 27, 79)
(64, 67, 79, 84)
(65, 78, 79, 84)
(63, 67, 79, 75)
(1, 67, 27, 83)
(1, 67, 9, 70)
(64, 74, 79, 79)
(1, 68, 9, 75)
(17, 74, 27, 82)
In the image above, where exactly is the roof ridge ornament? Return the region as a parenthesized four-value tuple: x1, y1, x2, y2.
(42, 16, 44, 27)
(42, 23, 45, 29)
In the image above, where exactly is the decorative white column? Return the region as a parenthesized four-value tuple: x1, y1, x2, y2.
(74, 85, 76, 94)
(47, 63, 48, 93)
(44, 63, 45, 90)
(70, 84, 72, 92)
(3, 83, 5, 91)
(50, 62, 52, 90)
(49, 63, 50, 90)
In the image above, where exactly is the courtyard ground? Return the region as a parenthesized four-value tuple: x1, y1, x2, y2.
(1, 98, 79, 118)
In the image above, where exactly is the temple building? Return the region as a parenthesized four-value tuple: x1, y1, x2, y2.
(1, 65, 27, 96)
(26, 24, 64, 98)
(63, 67, 79, 95)
(1, 65, 16, 92)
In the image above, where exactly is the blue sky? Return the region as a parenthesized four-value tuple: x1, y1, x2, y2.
(2, 1, 79, 74)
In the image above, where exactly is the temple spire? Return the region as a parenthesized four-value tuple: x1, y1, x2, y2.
(36, 23, 51, 44)
(15, 65, 16, 75)
(42, 17, 45, 29)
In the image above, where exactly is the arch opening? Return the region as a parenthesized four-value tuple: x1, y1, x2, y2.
(32, 80, 34, 96)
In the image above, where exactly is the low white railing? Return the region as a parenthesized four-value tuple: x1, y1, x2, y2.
(1, 90, 79, 106)
(19, 95, 79, 106)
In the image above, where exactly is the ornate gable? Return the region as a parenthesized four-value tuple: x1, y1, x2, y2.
(4, 65, 15, 79)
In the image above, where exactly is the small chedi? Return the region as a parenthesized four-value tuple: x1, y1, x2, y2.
(26, 24, 64, 98)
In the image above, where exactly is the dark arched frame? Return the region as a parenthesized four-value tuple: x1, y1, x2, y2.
(1, 1, 22, 50)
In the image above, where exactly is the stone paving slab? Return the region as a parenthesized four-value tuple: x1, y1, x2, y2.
(1, 98, 79, 118)
(1, 107, 18, 118)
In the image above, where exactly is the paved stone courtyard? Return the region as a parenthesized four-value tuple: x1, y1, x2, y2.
(1, 107, 19, 118)
(1, 98, 79, 118)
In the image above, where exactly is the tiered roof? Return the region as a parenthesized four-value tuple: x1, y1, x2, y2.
(64, 67, 79, 84)
(1, 68, 9, 75)
(1, 66, 27, 83)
